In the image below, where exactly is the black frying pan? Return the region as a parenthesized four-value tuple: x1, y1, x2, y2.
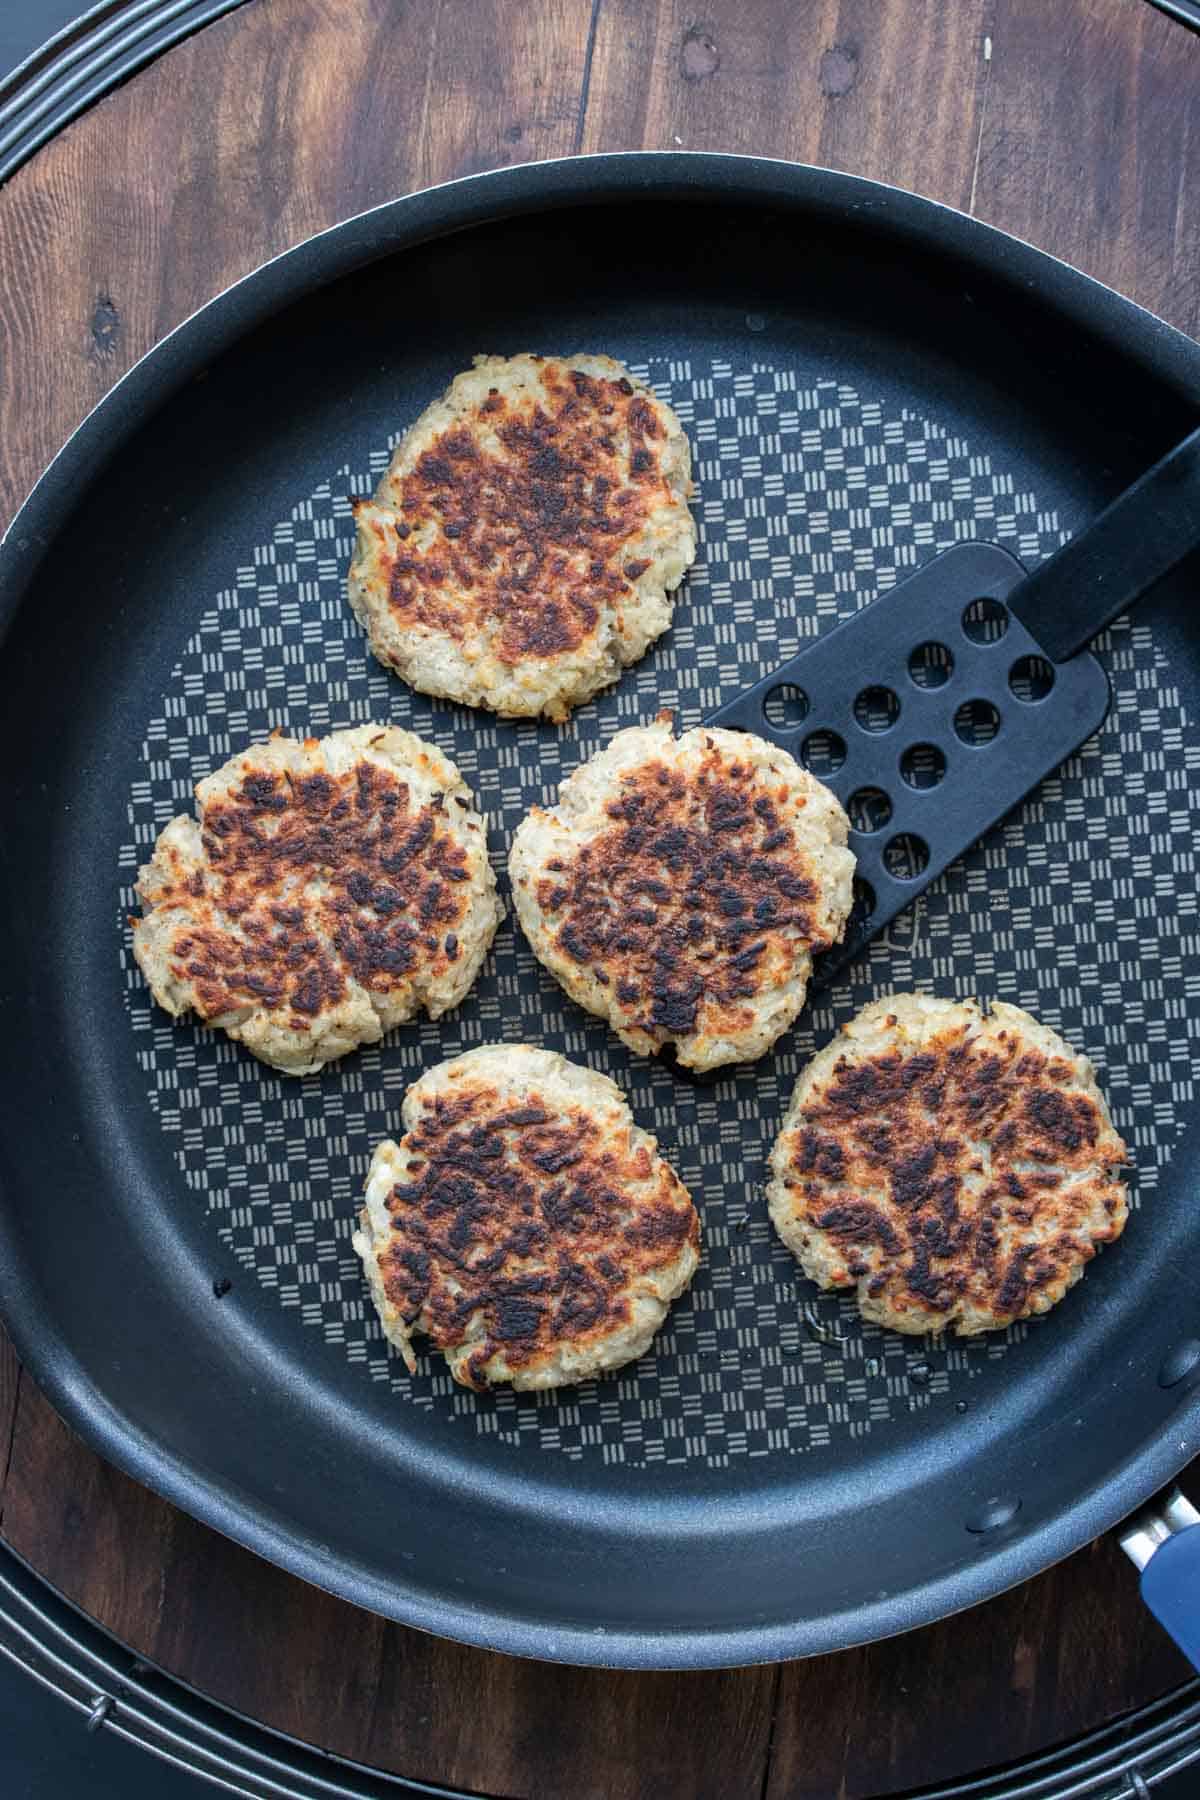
(2, 155, 1200, 1670)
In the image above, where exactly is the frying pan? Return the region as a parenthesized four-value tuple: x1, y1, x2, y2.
(2, 154, 1200, 1672)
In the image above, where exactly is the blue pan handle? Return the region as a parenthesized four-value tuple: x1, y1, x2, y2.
(1121, 1490, 1200, 1670)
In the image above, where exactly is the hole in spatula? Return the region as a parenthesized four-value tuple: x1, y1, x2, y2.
(763, 683, 809, 729)
(853, 686, 900, 733)
(908, 641, 953, 688)
(953, 698, 1001, 745)
(1009, 655, 1055, 702)
(883, 834, 930, 880)
(900, 743, 947, 789)
(847, 787, 892, 833)
(800, 729, 846, 776)
(962, 598, 1009, 644)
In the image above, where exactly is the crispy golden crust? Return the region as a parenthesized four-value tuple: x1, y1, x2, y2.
(175, 763, 466, 1021)
(348, 355, 696, 720)
(768, 997, 1130, 1336)
(509, 719, 855, 1070)
(132, 728, 499, 1074)
(542, 757, 821, 1037)
(360, 1048, 700, 1390)
(379, 363, 667, 660)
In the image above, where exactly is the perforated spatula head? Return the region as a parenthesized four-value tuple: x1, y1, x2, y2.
(705, 426, 1200, 988)
(706, 541, 1109, 984)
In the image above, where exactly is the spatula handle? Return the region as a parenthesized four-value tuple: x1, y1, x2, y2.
(1008, 426, 1200, 663)
(1121, 1487, 1200, 1673)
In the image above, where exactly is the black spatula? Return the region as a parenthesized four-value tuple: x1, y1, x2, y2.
(706, 426, 1200, 988)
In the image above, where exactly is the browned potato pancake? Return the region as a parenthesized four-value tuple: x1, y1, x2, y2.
(348, 353, 696, 720)
(767, 994, 1130, 1335)
(508, 714, 855, 1071)
(354, 1045, 700, 1390)
(132, 726, 500, 1075)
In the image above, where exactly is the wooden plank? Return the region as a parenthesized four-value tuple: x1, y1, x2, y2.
(0, 1326, 20, 1515)
(766, 1519, 1193, 1798)
(2, 1377, 777, 1796)
(970, 0, 1200, 337)
(0, 0, 594, 535)
(580, 0, 992, 212)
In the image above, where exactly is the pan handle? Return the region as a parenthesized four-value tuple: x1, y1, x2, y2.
(1120, 1488, 1200, 1671)
(1007, 425, 1200, 663)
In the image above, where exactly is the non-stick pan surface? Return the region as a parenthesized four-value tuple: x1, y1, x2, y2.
(3, 156, 1200, 1670)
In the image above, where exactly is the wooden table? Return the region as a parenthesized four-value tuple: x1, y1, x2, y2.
(1, 3, 1198, 1794)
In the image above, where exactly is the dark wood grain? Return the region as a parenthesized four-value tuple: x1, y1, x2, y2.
(0, 1329, 20, 1518)
(767, 1534, 1192, 1799)
(1, 1, 1197, 1796)
(1, 1373, 778, 1799)
(6, 1361, 1193, 1797)
(0, 0, 595, 534)
(582, 0, 992, 212)
(972, 0, 1200, 344)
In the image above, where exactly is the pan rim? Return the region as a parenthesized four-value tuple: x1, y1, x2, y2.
(5, 147, 1200, 559)
(2, 151, 1199, 1669)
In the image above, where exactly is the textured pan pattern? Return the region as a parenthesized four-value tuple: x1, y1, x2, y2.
(348, 354, 696, 719)
(355, 1045, 700, 1390)
(120, 362, 1200, 1466)
(768, 994, 1129, 1335)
